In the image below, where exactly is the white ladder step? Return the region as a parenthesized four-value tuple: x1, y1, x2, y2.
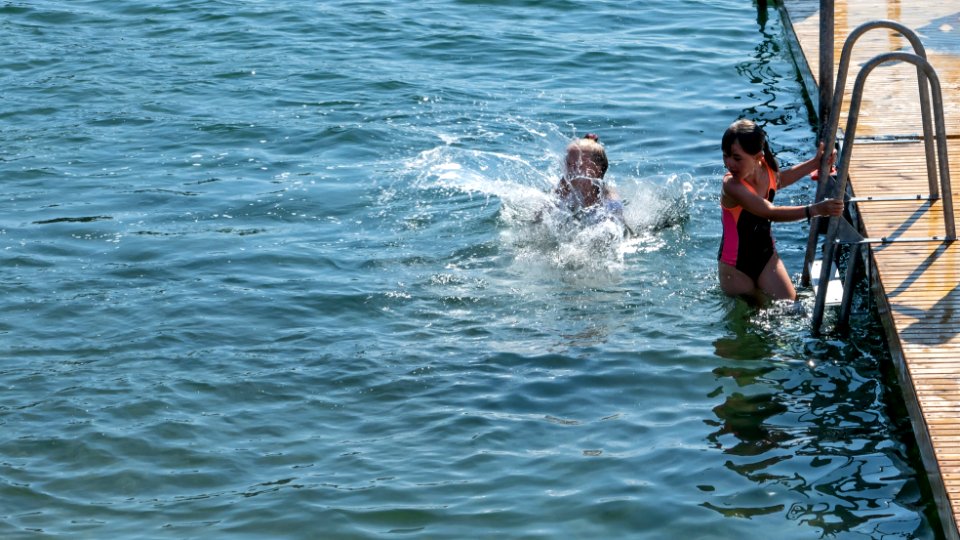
(809, 259, 844, 305)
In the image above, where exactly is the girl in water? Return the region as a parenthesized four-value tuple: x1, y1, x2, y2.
(553, 133, 625, 227)
(718, 119, 843, 303)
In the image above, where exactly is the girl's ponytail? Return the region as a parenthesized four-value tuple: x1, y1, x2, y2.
(762, 137, 779, 172)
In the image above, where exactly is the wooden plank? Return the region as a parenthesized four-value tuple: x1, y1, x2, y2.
(908, 356, 960, 364)
(903, 358, 960, 365)
(882, 288, 960, 296)
(875, 266, 960, 273)
(781, 1, 960, 139)
(901, 351, 960, 358)
(898, 327, 960, 335)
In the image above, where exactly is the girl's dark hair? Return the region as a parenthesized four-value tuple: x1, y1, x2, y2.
(721, 119, 779, 172)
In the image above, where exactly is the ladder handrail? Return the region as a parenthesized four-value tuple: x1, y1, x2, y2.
(811, 51, 955, 334)
(801, 20, 935, 286)
(823, 21, 936, 193)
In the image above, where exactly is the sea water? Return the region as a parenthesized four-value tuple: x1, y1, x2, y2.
(0, 1, 938, 538)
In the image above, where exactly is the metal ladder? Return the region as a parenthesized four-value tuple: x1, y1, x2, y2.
(803, 20, 956, 334)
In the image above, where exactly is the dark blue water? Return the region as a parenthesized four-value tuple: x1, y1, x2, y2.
(0, 1, 937, 538)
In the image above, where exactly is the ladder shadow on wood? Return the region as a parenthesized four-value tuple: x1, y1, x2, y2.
(879, 241, 951, 298)
(894, 283, 960, 345)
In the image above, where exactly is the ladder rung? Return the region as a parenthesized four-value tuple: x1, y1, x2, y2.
(849, 195, 936, 202)
(841, 235, 953, 244)
(809, 259, 844, 306)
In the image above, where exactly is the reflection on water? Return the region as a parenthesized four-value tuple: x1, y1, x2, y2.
(703, 303, 936, 537)
(707, 387, 787, 457)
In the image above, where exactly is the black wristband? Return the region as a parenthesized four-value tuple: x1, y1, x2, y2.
(805, 205, 811, 219)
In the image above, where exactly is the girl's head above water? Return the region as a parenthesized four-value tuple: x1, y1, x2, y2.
(554, 133, 620, 213)
(565, 133, 608, 179)
(721, 119, 779, 172)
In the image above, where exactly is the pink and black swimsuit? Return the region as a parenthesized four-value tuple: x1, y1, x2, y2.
(718, 165, 777, 282)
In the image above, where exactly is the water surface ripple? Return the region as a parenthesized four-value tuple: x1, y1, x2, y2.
(0, 1, 937, 538)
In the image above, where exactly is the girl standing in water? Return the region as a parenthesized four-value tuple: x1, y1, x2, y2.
(718, 119, 843, 303)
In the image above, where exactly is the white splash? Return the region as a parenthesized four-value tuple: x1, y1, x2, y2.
(401, 137, 692, 277)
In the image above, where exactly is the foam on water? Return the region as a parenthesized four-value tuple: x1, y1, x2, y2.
(401, 128, 694, 281)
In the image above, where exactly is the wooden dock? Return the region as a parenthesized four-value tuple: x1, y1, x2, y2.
(779, 1, 960, 538)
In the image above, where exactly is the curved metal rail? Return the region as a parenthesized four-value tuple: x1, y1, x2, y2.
(810, 51, 955, 334)
(801, 20, 936, 287)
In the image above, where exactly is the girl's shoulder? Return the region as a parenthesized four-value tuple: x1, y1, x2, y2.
(720, 173, 741, 194)
(720, 174, 740, 209)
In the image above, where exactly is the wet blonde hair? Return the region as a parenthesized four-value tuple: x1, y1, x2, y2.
(565, 133, 608, 178)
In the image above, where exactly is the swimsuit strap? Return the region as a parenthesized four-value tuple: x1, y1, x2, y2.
(725, 163, 776, 202)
